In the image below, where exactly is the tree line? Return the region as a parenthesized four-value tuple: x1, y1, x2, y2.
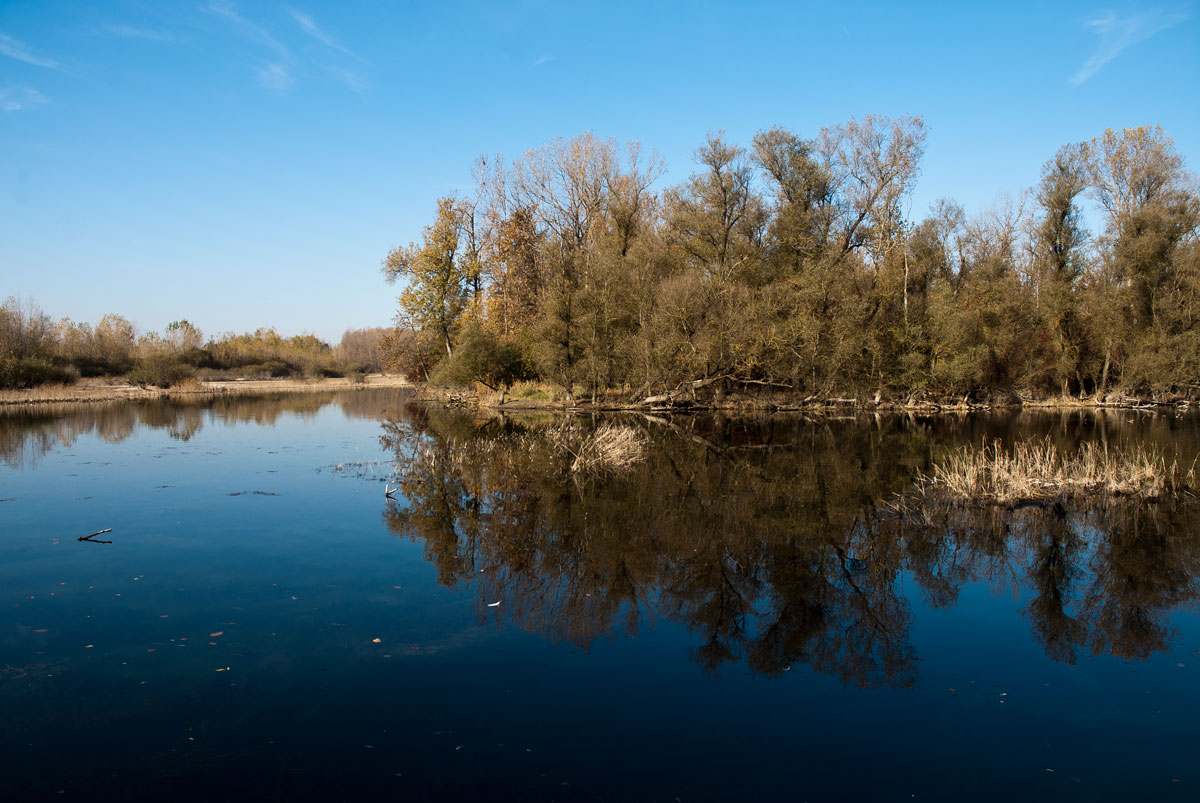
(384, 120, 1199, 402)
(0, 297, 389, 389)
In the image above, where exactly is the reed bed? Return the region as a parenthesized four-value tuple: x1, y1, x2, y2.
(916, 439, 1198, 505)
(553, 422, 648, 475)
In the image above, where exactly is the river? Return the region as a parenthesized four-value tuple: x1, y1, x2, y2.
(1, 390, 1197, 801)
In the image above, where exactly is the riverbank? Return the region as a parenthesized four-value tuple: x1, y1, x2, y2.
(0, 375, 413, 407)
(408, 383, 1197, 414)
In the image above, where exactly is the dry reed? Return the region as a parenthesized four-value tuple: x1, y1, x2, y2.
(916, 439, 1198, 505)
(547, 422, 648, 475)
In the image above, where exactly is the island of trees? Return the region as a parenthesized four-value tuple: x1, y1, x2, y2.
(385, 118, 1198, 405)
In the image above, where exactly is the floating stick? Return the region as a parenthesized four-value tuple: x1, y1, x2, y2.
(78, 528, 113, 543)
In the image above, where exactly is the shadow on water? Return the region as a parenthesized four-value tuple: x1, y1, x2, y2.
(379, 404, 1200, 687)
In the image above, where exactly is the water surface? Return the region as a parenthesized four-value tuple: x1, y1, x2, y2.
(2, 391, 1198, 801)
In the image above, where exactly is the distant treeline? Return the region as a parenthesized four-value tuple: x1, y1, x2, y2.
(0, 299, 388, 389)
(385, 120, 1199, 402)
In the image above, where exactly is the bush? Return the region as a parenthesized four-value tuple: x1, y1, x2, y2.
(129, 354, 197, 388)
(0, 355, 78, 389)
(431, 322, 532, 390)
(381, 328, 439, 382)
(308, 364, 344, 379)
(260, 359, 294, 378)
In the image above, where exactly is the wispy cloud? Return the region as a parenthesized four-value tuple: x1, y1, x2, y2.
(202, 0, 288, 58)
(533, 54, 555, 66)
(324, 64, 366, 93)
(0, 33, 59, 69)
(287, 8, 366, 91)
(202, 2, 367, 93)
(256, 62, 293, 91)
(1071, 6, 1191, 84)
(202, 0, 294, 91)
(287, 7, 360, 60)
(102, 24, 176, 43)
(0, 86, 49, 112)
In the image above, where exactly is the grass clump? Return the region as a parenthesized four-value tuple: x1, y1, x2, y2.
(917, 438, 1198, 506)
(547, 422, 648, 475)
(507, 381, 557, 401)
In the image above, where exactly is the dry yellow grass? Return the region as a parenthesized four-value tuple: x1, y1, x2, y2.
(0, 379, 160, 406)
(918, 439, 1198, 505)
(567, 422, 648, 474)
(543, 421, 648, 475)
(0, 375, 411, 407)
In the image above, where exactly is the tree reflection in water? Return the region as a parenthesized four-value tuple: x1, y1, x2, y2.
(381, 405, 1200, 688)
(0, 392, 384, 469)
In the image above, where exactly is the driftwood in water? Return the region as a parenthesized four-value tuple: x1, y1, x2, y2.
(78, 528, 112, 544)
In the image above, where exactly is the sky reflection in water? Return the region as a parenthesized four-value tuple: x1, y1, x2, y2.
(1, 391, 1198, 801)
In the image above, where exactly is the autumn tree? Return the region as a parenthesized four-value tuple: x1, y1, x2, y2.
(753, 126, 833, 280)
(1085, 126, 1199, 391)
(1032, 143, 1090, 394)
(487, 205, 544, 341)
(926, 195, 1037, 395)
(381, 120, 1196, 403)
(777, 115, 926, 393)
(384, 197, 471, 357)
(165, 320, 204, 351)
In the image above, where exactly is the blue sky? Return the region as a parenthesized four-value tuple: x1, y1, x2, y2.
(2, 1, 1197, 343)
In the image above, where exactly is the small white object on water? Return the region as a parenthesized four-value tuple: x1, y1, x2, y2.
(487, 601, 501, 607)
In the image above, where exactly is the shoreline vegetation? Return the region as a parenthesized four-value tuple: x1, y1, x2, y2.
(382, 122, 1199, 409)
(0, 374, 412, 408)
(0, 297, 396, 396)
(2, 372, 1194, 412)
(407, 381, 1195, 413)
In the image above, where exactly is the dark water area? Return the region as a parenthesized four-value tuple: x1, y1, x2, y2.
(1, 391, 1198, 802)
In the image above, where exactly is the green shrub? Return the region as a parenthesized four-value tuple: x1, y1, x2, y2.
(431, 322, 532, 390)
(0, 355, 78, 388)
(129, 354, 197, 388)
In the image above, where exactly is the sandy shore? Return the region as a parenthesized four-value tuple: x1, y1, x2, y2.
(0, 375, 413, 407)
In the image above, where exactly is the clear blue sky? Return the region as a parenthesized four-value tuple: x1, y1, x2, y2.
(2, 1, 1197, 343)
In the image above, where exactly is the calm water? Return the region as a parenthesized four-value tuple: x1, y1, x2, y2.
(1, 390, 1198, 802)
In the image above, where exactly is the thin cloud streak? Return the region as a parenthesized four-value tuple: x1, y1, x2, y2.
(288, 8, 362, 61)
(0, 33, 59, 69)
(202, 0, 295, 91)
(256, 62, 293, 90)
(202, 0, 289, 59)
(287, 8, 367, 91)
(325, 64, 367, 93)
(1071, 6, 1191, 84)
(0, 86, 49, 112)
